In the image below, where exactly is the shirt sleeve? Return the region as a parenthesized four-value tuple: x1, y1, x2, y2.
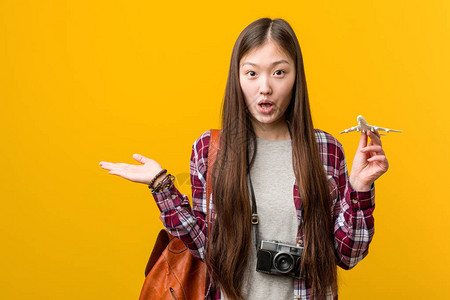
(333, 139, 375, 270)
(150, 130, 211, 261)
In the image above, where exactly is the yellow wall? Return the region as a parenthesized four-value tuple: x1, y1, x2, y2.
(1, 1, 449, 299)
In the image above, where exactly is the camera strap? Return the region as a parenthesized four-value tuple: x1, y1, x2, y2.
(247, 170, 260, 251)
(247, 122, 293, 251)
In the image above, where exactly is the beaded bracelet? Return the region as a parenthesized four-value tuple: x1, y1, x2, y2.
(150, 174, 175, 193)
(152, 175, 174, 193)
(148, 169, 167, 189)
(152, 174, 170, 191)
(160, 175, 175, 191)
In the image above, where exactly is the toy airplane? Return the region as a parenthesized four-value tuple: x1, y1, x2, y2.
(340, 115, 402, 134)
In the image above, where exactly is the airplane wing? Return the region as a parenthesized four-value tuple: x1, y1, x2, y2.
(340, 125, 360, 134)
(371, 126, 402, 133)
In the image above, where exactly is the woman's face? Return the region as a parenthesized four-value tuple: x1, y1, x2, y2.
(239, 40, 296, 132)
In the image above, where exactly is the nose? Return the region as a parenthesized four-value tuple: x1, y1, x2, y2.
(259, 75, 272, 96)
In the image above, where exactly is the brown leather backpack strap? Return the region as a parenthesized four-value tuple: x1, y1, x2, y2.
(204, 129, 220, 298)
(206, 129, 220, 225)
(144, 229, 170, 276)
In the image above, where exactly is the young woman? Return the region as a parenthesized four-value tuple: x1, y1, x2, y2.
(100, 18, 388, 300)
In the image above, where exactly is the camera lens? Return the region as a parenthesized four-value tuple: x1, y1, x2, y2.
(274, 253, 294, 273)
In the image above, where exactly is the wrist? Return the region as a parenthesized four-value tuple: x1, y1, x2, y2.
(149, 168, 167, 187)
(152, 174, 166, 188)
(150, 174, 175, 193)
(349, 176, 372, 192)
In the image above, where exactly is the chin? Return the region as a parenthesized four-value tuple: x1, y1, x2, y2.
(253, 116, 282, 126)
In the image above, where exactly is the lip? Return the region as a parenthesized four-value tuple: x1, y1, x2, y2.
(257, 100, 275, 114)
(257, 99, 274, 106)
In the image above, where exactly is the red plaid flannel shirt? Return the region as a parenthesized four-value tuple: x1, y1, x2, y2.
(152, 129, 375, 300)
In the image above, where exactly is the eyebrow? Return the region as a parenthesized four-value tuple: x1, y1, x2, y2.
(240, 59, 290, 67)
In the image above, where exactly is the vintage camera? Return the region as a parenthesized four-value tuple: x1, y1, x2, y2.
(256, 240, 304, 278)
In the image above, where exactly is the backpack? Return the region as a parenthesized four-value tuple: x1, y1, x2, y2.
(139, 129, 220, 300)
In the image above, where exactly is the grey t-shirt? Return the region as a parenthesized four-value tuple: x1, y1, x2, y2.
(221, 137, 298, 299)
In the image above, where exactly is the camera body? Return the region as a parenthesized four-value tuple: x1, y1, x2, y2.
(256, 240, 304, 278)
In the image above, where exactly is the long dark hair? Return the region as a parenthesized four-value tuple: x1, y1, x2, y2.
(206, 18, 337, 299)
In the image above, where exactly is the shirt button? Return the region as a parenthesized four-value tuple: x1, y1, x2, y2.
(351, 199, 358, 204)
(171, 194, 177, 200)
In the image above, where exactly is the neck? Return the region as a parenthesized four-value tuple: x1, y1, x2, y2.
(251, 119, 291, 141)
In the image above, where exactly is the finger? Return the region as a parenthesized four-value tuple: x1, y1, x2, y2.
(108, 170, 127, 178)
(133, 153, 149, 164)
(99, 161, 115, 167)
(99, 162, 115, 170)
(371, 129, 381, 138)
(358, 131, 368, 149)
(367, 155, 388, 164)
(117, 163, 133, 168)
(100, 163, 124, 172)
(99, 161, 117, 167)
(361, 145, 385, 154)
(367, 130, 382, 146)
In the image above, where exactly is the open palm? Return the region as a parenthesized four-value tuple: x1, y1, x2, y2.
(99, 154, 163, 185)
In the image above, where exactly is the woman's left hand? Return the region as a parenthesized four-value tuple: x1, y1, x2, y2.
(349, 130, 389, 191)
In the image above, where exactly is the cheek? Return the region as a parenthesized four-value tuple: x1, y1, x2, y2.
(278, 80, 295, 98)
(239, 79, 256, 104)
(285, 74, 296, 93)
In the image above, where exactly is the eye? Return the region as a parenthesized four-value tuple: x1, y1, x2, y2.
(246, 71, 256, 77)
(274, 70, 285, 76)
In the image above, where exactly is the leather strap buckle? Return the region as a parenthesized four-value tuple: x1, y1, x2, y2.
(251, 213, 259, 225)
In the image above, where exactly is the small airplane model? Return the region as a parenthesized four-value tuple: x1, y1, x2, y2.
(340, 115, 402, 134)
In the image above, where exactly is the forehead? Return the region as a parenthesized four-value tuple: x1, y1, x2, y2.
(240, 41, 293, 66)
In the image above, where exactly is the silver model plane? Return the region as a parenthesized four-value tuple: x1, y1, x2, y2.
(340, 115, 402, 134)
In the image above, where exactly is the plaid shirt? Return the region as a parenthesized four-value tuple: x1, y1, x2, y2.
(152, 129, 375, 300)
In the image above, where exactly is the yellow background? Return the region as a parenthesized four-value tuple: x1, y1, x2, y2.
(1, 0, 449, 299)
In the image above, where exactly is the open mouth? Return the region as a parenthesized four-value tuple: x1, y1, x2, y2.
(259, 103, 273, 109)
(257, 101, 275, 114)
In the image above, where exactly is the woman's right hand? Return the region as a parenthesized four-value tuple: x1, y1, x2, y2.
(99, 153, 164, 186)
